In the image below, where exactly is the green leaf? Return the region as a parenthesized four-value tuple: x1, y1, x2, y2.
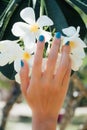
(56, 0, 87, 39)
(0, 0, 22, 40)
(0, 0, 29, 80)
(70, 0, 87, 14)
(0, 1, 7, 15)
(0, 63, 16, 80)
(44, 0, 68, 32)
(0, 0, 29, 40)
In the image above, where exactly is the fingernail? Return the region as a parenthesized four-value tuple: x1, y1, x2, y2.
(55, 32, 61, 39)
(39, 35, 44, 42)
(65, 41, 70, 46)
(21, 60, 24, 67)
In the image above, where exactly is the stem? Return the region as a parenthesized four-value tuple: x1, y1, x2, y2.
(28, 0, 31, 7)
(0, 12, 12, 40)
(40, 0, 45, 16)
(0, 0, 19, 40)
(43, 0, 48, 16)
(0, 82, 21, 130)
(41, 0, 51, 32)
(0, 0, 16, 26)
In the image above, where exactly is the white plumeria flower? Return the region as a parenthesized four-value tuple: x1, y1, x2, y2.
(12, 7, 53, 49)
(0, 40, 34, 83)
(0, 40, 23, 65)
(62, 26, 86, 71)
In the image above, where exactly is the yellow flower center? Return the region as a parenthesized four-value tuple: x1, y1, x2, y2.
(70, 41, 75, 48)
(23, 52, 31, 61)
(30, 24, 39, 33)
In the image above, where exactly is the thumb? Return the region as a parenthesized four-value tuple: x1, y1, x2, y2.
(20, 60, 30, 96)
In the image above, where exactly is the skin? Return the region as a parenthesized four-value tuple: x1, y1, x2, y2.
(20, 35, 71, 130)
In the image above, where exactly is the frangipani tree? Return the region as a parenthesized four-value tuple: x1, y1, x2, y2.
(0, 0, 87, 130)
(0, 0, 87, 80)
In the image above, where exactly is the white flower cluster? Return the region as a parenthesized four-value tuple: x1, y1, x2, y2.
(0, 7, 86, 83)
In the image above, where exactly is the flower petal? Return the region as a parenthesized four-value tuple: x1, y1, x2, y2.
(12, 22, 29, 37)
(71, 48, 85, 58)
(0, 40, 24, 65)
(20, 7, 35, 24)
(25, 44, 37, 54)
(75, 38, 87, 48)
(0, 53, 9, 66)
(15, 73, 21, 84)
(62, 26, 77, 37)
(36, 29, 52, 42)
(37, 15, 53, 28)
(14, 59, 21, 72)
(70, 54, 83, 71)
(0, 40, 17, 52)
(23, 33, 35, 49)
(28, 55, 34, 67)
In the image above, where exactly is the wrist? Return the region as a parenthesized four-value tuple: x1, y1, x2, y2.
(32, 111, 58, 130)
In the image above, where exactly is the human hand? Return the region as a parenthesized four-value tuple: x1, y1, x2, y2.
(20, 33, 71, 130)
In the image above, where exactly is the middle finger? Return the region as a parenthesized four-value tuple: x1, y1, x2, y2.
(44, 32, 61, 78)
